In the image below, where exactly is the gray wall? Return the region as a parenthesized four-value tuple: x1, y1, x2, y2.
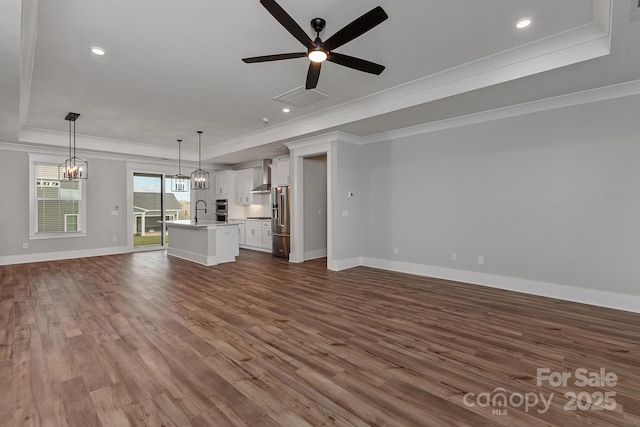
(0, 150, 31, 256)
(331, 140, 367, 261)
(303, 155, 327, 257)
(363, 94, 640, 296)
(0, 149, 128, 258)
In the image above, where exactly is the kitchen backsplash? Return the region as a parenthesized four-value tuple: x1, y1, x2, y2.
(245, 194, 270, 218)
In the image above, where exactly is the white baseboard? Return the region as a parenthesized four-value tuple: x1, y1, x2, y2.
(304, 248, 327, 261)
(167, 247, 217, 266)
(359, 257, 640, 314)
(0, 246, 130, 266)
(239, 245, 272, 253)
(328, 257, 362, 271)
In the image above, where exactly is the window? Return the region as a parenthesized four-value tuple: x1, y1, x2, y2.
(29, 154, 86, 239)
(64, 214, 79, 232)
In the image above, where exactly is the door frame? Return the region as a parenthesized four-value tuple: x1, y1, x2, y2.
(126, 161, 190, 251)
(286, 134, 334, 267)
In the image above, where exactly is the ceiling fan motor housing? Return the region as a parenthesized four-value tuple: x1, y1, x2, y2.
(311, 17, 326, 34)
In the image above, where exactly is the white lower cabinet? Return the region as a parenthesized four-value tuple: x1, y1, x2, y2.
(244, 221, 262, 247)
(261, 221, 272, 251)
(228, 219, 245, 245)
(230, 219, 272, 252)
(233, 219, 272, 252)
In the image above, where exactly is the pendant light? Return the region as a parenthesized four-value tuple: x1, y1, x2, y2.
(58, 112, 88, 180)
(170, 139, 189, 192)
(191, 131, 210, 190)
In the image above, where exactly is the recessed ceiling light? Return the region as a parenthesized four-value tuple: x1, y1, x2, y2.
(282, 108, 290, 113)
(90, 46, 106, 56)
(516, 18, 532, 29)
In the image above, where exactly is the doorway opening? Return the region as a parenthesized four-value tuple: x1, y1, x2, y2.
(303, 155, 328, 261)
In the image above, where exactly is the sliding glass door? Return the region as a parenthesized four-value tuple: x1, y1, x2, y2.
(133, 173, 163, 247)
(132, 173, 191, 248)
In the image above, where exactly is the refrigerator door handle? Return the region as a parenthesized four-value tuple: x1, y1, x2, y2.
(279, 192, 285, 228)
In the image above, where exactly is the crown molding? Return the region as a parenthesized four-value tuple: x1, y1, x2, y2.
(360, 78, 640, 144)
(18, 127, 204, 162)
(0, 139, 208, 169)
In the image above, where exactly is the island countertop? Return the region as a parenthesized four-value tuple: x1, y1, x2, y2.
(165, 221, 239, 266)
(164, 220, 237, 229)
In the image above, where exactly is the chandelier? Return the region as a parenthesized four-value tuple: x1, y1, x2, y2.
(170, 139, 189, 192)
(191, 131, 209, 190)
(58, 112, 88, 180)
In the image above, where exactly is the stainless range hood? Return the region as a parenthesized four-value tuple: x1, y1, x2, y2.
(250, 159, 272, 193)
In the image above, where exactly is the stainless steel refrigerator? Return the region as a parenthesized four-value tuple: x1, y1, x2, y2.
(271, 186, 290, 258)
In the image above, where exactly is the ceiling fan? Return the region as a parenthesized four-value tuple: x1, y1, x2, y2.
(242, 0, 388, 90)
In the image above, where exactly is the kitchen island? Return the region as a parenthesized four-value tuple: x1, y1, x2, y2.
(164, 220, 239, 266)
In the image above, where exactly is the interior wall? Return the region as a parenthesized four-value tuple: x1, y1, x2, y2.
(303, 155, 327, 259)
(363, 94, 640, 297)
(0, 149, 128, 260)
(331, 140, 367, 262)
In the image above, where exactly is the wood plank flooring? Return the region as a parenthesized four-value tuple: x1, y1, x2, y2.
(1, 249, 639, 426)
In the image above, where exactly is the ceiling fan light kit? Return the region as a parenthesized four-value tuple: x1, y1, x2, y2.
(308, 47, 327, 63)
(242, 0, 388, 89)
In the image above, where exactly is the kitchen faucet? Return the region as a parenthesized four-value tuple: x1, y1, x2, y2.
(195, 200, 207, 224)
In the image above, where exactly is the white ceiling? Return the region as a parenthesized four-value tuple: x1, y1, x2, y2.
(2, 1, 640, 166)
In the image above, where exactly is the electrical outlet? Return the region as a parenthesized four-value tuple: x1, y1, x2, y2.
(112, 236, 117, 242)
(393, 247, 399, 254)
(22, 242, 28, 249)
(342, 210, 349, 217)
(451, 253, 457, 262)
(478, 255, 484, 265)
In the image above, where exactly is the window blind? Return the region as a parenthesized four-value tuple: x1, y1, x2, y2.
(35, 163, 82, 234)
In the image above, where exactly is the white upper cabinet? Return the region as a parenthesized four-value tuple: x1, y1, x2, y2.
(235, 168, 258, 205)
(273, 159, 290, 187)
(214, 170, 231, 196)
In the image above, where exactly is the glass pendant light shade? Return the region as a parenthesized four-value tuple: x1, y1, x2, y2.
(170, 139, 189, 192)
(191, 131, 210, 190)
(58, 112, 88, 180)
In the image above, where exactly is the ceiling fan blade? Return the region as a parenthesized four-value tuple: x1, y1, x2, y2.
(260, 0, 314, 48)
(327, 52, 385, 75)
(306, 61, 322, 89)
(243, 52, 306, 63)
(323, 6, 388, 52)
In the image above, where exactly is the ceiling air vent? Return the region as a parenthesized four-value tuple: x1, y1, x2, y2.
(274, 86, 329, 108)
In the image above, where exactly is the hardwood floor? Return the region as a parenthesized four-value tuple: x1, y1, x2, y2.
(1, 249, 639, 426)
